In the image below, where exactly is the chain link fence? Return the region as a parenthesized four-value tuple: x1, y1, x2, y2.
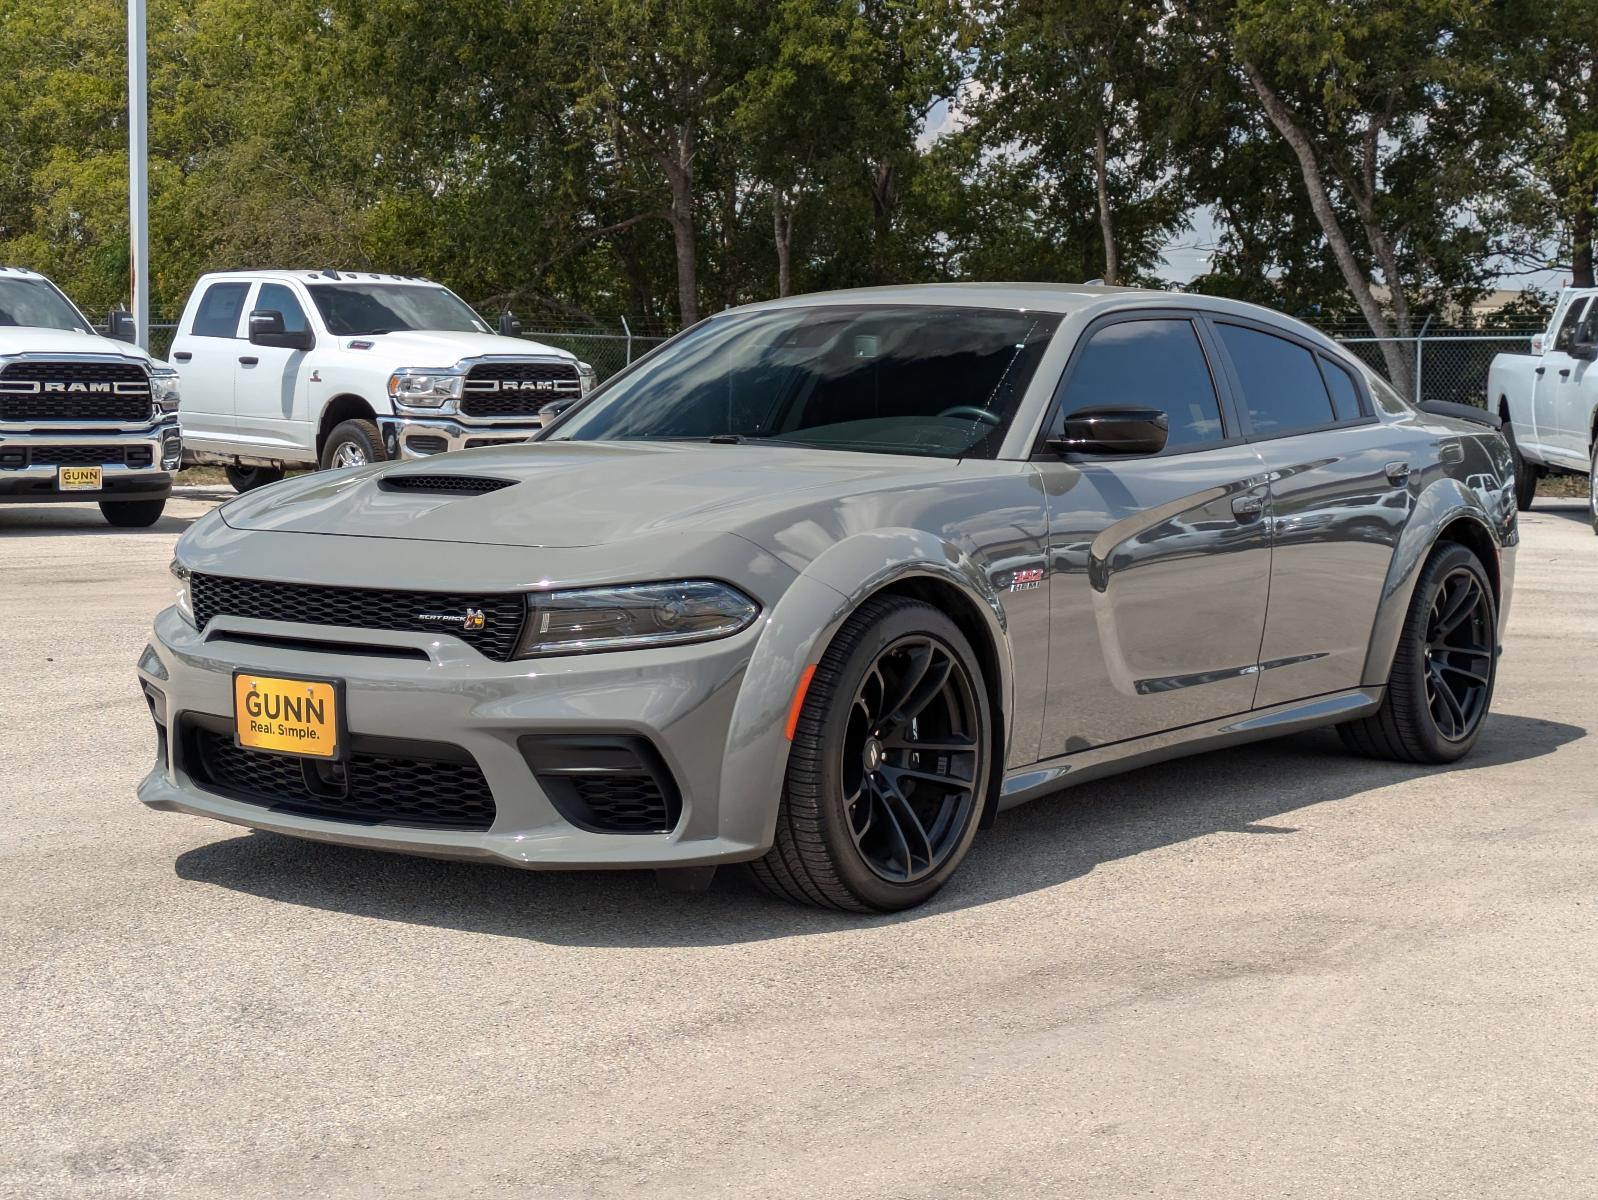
(1323, 328, 1541, 410)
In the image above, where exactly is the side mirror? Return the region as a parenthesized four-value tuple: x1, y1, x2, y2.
(498, 310, 522, 338)
(1530, 333, 1546, 355)
(107, 309, 137, 344)
(248, 309, 314, 351)
(1048, 406, 1169, 456)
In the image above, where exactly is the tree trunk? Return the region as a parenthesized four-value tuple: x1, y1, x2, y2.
(773, 191, 794, 298)
(1241, 59, 1414, 396)
(661, 122, 699, 327)
(869, 159, 896, 284)
(1093, 122, 1119, 286)
(1574, 201, 1594, 288)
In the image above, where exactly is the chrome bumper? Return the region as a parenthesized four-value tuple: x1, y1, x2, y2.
(377, 415, 542, 461)
(0, 417, 181, 498)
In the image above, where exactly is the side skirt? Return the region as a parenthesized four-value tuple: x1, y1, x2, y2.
(998, 687, 1384, 811)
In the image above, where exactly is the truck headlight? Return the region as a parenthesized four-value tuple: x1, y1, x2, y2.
(515, 581, 759, 657)
(577, 361, 596, 394)
(150, 367, 181, 413)
(388, 370, 463, 409)
(169, 558, 195, 626)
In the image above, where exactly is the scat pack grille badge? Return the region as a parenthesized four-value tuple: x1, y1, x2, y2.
(415, 607, 488, 631)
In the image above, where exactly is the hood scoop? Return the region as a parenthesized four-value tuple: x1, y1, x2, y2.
(379, 474, 519, 496)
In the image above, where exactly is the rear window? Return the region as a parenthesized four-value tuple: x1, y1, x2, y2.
(1216, 323, 1335, 436)
(191, 282, 249, 338)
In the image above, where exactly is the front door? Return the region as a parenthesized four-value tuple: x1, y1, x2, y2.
(1206, 319, 1413, 707)
(1035, 313, 1273, 756)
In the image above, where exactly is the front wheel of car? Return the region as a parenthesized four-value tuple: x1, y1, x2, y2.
(98, 499, 166, 527)
(750, 596, 992, 913)
(320, 419, 386, 472)
(1338, 542, 1497, 764)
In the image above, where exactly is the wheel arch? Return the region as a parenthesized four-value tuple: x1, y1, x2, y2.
(316, 393, 378, 457)
(1361, 478, 1504, 687)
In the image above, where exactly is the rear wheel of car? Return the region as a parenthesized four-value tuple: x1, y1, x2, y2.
(224, 464, 285, 493)
(750, 596, 991, 913)
(320, 419, 386, 472)
(98, 498, 166, 528)
(1503, 419, 1538, 512)
(1338, 542, 1497, 764)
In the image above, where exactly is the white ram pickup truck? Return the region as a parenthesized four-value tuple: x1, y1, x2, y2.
(0, 266, 182, 526)
(1487, 287, 1598, 530)
(170, 270, 593, 491)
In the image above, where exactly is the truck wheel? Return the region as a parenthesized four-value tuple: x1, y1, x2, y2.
(320, 419, 386, 471)
(1588, 439, 1597, 535)
(1338, 542, 1497, 764)
(98, 499, 167, 528)
(224, 465, 285, 493)
(749, 596, 991, 913)
(1503, 421, 1538, 511)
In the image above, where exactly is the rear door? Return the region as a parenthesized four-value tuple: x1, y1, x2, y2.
(1034, 312, 1273, 754)
(232, 280, 315, 454)
(1207, 318, 1414, 708)
(168, 280, 251, 445)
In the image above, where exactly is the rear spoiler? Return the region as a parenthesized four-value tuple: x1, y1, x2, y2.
(1418, 399, 1502, 430)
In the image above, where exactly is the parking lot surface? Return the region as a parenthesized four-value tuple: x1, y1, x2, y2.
(2, 490, 1595, 1199)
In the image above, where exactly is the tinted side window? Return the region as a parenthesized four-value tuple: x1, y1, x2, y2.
(257, 283, 309, 334)
(191, 282, 249, 338)
(1552, 298, 1590, 352)
(1060, 319, 1224, 448)
(1319, 357, 1364, 422)
(1216, 323, 1334, 436)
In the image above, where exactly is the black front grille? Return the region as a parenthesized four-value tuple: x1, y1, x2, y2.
(381, 475, 517, 495)
(572, 774, 675, 832)
(519, 734, 682, 834)
(190, 573, 527, 661)
(185, 723, 496, 831)
(461, 361, 581, 417)
(463, 437, 527, 449)
(1, 361, 151, 422)
(27, 445, 129, 466)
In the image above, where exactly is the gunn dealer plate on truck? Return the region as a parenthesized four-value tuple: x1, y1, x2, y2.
(57, 466, 102, 491)
(233, 672, 342, 759)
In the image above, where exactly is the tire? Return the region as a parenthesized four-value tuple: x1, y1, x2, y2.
(225, 464, 285, 493)
(320, 419, 385, 472)
(98, 498, 166, 528)
(750, 595, 992, 913)
(1503, 420, 1538, 512)
(1588, 439, 1598, 536)
(1338, 542, 1497, 764)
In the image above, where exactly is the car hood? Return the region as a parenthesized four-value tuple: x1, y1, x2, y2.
(219, 441, 962, 548)
(0, 326, 161, 364)
(338, 329, 575, 365)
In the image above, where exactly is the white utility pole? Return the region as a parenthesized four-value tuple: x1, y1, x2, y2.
(128, 0, 149, 349)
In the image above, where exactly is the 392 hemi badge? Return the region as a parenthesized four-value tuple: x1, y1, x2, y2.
(1008, 567, 1045, 592)
(416, 607, 487, 631)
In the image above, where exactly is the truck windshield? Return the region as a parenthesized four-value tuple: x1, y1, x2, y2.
(549, 305, 1061, 459)
(306, 284, 491, 336)
(0, 277, 91, 333)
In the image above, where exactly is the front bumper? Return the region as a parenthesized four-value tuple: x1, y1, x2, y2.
(377, 414, 543, 461)
(0, 417, 180, 502)
(135, 604, 772, 869)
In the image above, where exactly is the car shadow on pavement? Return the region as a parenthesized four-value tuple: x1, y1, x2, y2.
(1530, 500, 1591, 526)
(0, 508, 206, 537)
(173, 711, 1583, 947)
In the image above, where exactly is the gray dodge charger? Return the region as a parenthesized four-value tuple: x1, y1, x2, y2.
(138, 284, 1517, 911)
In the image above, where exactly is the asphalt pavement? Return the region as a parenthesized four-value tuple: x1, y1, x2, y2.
(2, 489, 1594, 1199)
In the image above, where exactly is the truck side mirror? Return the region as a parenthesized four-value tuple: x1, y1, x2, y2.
(498, 310, 522, 338)
(107, 310, 137, 344)
(1047, 406, 1170, 456)
(248, 309, 314, 352)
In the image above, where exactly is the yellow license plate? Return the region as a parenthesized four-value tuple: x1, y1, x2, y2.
(57, 465, 102, 491)
(234, 673, 342, 759)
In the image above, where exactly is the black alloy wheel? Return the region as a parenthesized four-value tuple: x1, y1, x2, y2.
(1421, 567, 1494, 742)
(751, 595, 991, 912)
(841, 633, 983, 885)
(1339, 541, 1497, 764)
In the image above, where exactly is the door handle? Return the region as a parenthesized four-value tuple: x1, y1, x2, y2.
(1535, 366, 1546, 376)
(1384, 460, 1412, 484)
(1231, 493, 1264, 521)
(173, 351, 191, 362)
(238, 356, 259, 366)
(1559, 368, 1571, 378)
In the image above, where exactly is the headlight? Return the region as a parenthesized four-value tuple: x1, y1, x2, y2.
(515, 581, 759, 657)
(170, 558, 195, 626)
(149, 367, 181, 413)
(577, 361, 596, 394)
(388, 369, 464, 409)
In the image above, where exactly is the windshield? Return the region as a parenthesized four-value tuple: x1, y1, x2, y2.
(0, 277, 91, 333)
(306, 283, 491, 336)
(551, 305, 1061, 459)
